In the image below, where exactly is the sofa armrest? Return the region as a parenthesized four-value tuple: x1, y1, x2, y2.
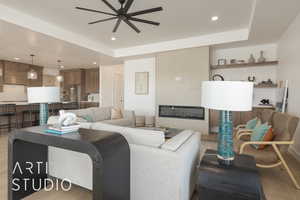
(130, 132, 201, 200)
(122, 110, 136, 127)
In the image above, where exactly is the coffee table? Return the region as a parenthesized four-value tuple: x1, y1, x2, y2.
(140, 127, 182, 139)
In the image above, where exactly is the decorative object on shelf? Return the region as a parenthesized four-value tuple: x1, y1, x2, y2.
(56, 60, 64, 82)
(58, 110, 77, 126)
(201, 81, 253, 166)
(217, 59, 226, 66)
(135, 72, 149, 95)
(210, 61, 279, 70)
(248, 76, 256, 82)
(212, 74, 224, 81)
(255, 79, 278, 88)
(258, 51, 266, 63)
(230, 59, 236, 64)
(27, 54, 38, 80)
(260, 99, 270, 105)
(27, 87, 60, 125)
(248, 54, 256, 63)
(237, 60, 245, 64)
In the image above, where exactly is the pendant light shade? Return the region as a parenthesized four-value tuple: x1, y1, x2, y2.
(28, 54, 38, 80)
(56, 60, 64, 82)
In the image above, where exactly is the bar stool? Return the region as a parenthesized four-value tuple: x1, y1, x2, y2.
(22, 104, 40, 128)
(49, 103, 62, 116)
(0, 104, 17, 134)
(63, 102, 79, 110)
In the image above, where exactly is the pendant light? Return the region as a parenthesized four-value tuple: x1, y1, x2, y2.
(27, 54, 38, 80)
(56, 60, 64, 82)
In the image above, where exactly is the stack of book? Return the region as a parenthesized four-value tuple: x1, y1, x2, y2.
(46, 124, 80, 135)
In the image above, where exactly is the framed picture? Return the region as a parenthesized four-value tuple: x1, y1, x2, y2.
(135, 72, 149, 95)
(217, 59, 227, 65)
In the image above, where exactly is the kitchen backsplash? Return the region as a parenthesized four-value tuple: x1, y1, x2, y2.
(0, 85, 27, 101)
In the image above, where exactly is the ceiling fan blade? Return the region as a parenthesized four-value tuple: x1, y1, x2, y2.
(75, 7, 116, 16)
(113, 18, 122, 32)
(102, 0, 118, 13)
(124, 0, 134, 13)
(123, 19, 141, 33)
(128, 7, 163, 16)
(88, 17, 118, 25)
(129, 17, 160, 26)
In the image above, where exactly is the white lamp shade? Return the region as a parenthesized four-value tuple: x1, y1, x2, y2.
(201, 81, 254, 111)
(27, 87, 60, 103)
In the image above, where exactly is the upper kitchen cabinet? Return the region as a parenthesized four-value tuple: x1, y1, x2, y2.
(61, 69, 85, 86)
(3, 61, 29, 85)
(85, 68, 99, 94)
(27, 65, 43, 87)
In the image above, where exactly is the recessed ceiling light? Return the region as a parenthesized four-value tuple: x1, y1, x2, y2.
(60, 65, 64, 69)
(111, 36, 116, 41)
(14, 57, 20, 60)
(93, 62, 97, 65)
(211, 16, 219, 21)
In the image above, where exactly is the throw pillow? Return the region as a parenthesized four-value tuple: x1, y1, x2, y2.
(80, 115, 94, 122)
(111, 108, 123, 120)
(258, 128, 274, 150)
(245, 117, 261, 130)
(250, 123, 271, 149)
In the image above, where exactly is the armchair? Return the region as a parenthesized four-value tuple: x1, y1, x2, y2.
(235, 112, 300, 189)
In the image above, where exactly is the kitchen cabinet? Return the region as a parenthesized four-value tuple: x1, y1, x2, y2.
(85, 68, 99, 94)
(27, 65, 43, 87)
(60, 69, 86, 101)
(3, 61, 29, 85)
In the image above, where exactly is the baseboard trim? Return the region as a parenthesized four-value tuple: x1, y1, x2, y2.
(289, 147, 300, 163)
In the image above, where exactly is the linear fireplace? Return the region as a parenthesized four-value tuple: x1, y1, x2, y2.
(159, 105, 205, 120)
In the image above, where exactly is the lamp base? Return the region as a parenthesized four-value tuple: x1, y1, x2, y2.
(218, 110, 234, 167)
(39, 103, 49, 126)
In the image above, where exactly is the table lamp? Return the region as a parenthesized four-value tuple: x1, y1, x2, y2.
(27, 87, 60, 125)
(201, 81, 253, 166)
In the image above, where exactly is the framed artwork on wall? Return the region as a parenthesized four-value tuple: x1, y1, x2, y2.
(135, 72, 149, 95)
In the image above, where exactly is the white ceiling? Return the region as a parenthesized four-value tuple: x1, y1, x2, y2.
(0, 0, 300, 68)
(0, 20, 121, 68)
(0, 0, 253, 49)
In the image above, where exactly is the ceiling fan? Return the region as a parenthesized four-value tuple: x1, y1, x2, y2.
(76, 0, 163, 33)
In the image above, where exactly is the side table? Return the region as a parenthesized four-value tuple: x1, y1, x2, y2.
(197, 149, 266, 200)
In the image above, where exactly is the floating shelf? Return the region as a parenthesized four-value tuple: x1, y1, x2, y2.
(210, 61, 278, 70)
(254, 85, 278, 88)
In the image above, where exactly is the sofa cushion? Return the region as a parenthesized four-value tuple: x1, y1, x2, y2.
(123, 127, 165, 148)
(91, 122, 165, 148)
(161, 130, 193, 151)
(111, 108, 123, 120)
(91, 107, 112, 121)
(68, 108, 95, 122)
(103, 119, 133, 127)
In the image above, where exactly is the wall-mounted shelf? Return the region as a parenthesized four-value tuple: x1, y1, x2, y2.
(210, 61, 278, 70)
(254, 85, 278, 88)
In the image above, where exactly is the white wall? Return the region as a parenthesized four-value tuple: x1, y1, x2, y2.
(124, 57, 156, 116)
(211, 44, 278, 106)
(277, 12, 300, 160)
(100, 64, 123, 107)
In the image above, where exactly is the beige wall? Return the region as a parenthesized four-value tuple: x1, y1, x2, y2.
(156, 47, 210, 133)
(278, 12, 300, 160)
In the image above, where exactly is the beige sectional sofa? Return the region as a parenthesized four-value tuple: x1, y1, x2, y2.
(47, 109, 201, 200)
(48, 106, 136, 127)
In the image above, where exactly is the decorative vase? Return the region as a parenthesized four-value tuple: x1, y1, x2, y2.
(258, 51, 266, 63)
(217, 110, 234, 166)
(248, 54, 255, 63)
